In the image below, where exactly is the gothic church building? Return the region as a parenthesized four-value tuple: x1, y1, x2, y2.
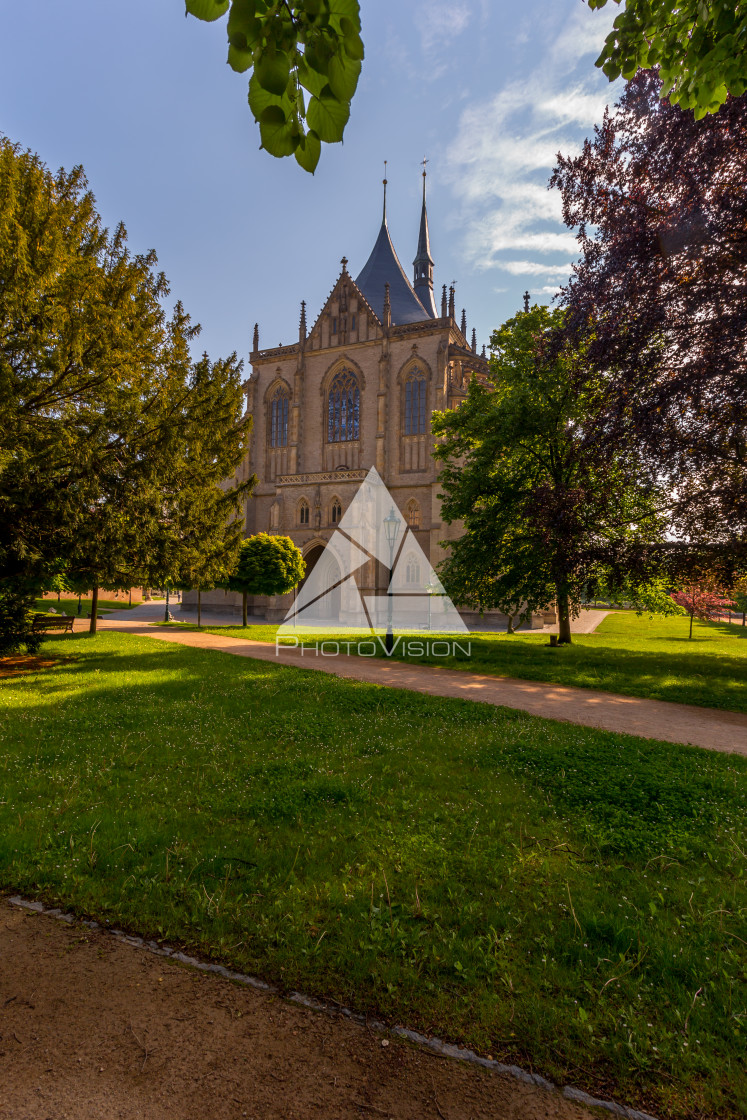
(193, 175, 544, 628)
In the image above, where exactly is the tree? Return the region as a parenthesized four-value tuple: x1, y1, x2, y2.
(0, 578, 40, 657)
(432, 305, 670, 644)
(185, 0, 362, 173)
(587, 0, 747, 117)
(225, 533, 305, 626)
(0, 139, 255, 644)
(729, 575, 747, 626)
(551, 71, 747, 549)
(670, 584, 735, 638)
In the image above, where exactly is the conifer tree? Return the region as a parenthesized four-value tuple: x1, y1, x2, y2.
(0, 139, 254, 646)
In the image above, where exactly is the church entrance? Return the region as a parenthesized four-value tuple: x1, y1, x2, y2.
(300, 544, 341, 622)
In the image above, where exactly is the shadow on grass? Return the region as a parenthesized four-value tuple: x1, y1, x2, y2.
(2, 628, 746, 1116)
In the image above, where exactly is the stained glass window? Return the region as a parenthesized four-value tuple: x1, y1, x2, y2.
(269, 386, 289, 447)
(404, 369, 427, 435)
(327, 368, 360, 443)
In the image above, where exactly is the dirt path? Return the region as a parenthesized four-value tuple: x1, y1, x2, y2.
(97, 618, 747, 755)
(0, 898, 605, 1120)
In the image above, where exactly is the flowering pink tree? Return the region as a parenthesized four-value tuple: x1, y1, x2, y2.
(671, 586, 735, 640)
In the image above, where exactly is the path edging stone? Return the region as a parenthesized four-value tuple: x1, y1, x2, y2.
(8, 894, 658, 1120)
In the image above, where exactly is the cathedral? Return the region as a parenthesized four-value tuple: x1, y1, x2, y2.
(190, 173, 546, 629)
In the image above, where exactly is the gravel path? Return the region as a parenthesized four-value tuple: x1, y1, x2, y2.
(0, 898, 613, 1120)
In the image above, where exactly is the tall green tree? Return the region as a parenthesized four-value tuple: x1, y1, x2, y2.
(225, 533, 305, 626)
(433, 305, 669, 644)
(0, 139, 255, 645)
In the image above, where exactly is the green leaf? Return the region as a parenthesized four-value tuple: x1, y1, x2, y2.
(297, 53, 327, 97)
(227, 42, 253, 73)
(327, 52, 361, 101)
(248, 73, 292, 122)
(328, 0, 361, 30)
(306, 88, 350, 143)
(255, 47, 292, 96)
(185, 0, 229, 22)
(295, 129, 321, 174)
(259, 105, 298, 157)
(227, 0, 261, 45)
(304, 42, 332, 77)
(342, 31, 364, 61)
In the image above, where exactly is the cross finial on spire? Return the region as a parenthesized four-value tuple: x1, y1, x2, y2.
(341, 256, 348, 274)
(421, 156, 429, 200)
(382, 160, 388, 221)
(523, 290, 530, 313)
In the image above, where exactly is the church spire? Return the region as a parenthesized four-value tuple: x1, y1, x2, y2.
(413, 160, 437, 318)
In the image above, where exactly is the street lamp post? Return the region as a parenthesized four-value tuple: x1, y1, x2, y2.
(383, 505, 401, 653)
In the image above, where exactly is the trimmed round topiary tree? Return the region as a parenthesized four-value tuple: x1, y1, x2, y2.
(226, 533, 305, 626)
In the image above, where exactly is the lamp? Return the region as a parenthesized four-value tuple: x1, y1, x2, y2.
(383, 506, 401, 653)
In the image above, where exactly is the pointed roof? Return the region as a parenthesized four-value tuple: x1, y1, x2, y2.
(414, 173, 434, 270)
(355, 180, 429, 326)
(413, 168, 437, 318)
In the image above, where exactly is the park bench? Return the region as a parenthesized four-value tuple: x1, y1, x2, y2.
(31, 614, 75, 634)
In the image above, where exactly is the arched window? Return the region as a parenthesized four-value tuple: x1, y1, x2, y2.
(405, 555, 421, 585)
(327, 367, 360, 443)
(404, 367, 427, 435)
(269, 385, 289, 447)
(298, 499, 310, 526)
(406, 499, 420, 530)
(330, 497, 342, 525)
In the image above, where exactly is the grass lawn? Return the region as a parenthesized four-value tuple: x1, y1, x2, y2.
(34, 598, 140, 616)
(177, 611, 747, 714)
(1, 631, 745, 1116)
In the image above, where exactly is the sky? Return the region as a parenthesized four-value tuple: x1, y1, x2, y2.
(0, 0, 621, 361)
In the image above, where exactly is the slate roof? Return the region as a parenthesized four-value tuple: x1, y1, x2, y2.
(355, 218, 430, 326)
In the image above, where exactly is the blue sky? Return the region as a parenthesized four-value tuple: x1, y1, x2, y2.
(0, 0, 621, 361)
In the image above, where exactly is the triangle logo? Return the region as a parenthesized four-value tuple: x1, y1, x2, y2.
(278, 467, 468, 634)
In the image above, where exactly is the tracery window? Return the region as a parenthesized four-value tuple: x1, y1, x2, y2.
(298, 499, 310, 526)
(327, 367, 360, 443)
(406, 499, 420, 530)
(330, 497, 342, 525)
(404, 368, 427, 435)
(405, 555, 421, 584)
(269, 385, 289, 447)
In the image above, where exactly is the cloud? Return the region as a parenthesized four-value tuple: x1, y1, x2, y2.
(415, 0, 472, 77)
(498, 260, 576, 277)
(445, 1, 620, 282)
